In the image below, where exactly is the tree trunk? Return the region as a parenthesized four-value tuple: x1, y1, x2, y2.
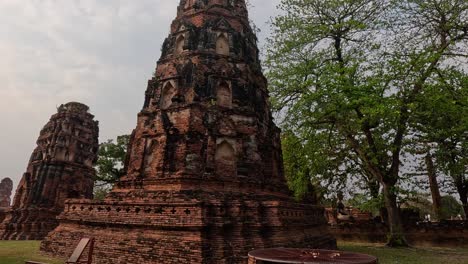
(425, 153, 442, 220)
(382, 182, 408, 247)
(455, 178, 468, 219)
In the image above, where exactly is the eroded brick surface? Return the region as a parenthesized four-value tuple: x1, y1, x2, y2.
(1, 102, 99, 240)
(42, 1, 335, 262)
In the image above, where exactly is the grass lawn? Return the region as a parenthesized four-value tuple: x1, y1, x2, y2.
(0, 241, 64, 264)
(339, 241, 468, 264)
(1, 240, 468, 263)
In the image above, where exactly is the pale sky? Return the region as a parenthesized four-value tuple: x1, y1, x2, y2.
(0, 0, 282, 195)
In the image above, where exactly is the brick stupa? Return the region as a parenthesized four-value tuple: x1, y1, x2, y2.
(0, 178, 13, 223)
(41, 1, 335, 263)
(1, 102, 99, 240)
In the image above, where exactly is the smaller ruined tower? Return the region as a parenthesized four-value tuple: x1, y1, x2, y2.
(1, 102, 99, 240)
(0, 178, 13, 208)
(0, 178, 13, 223)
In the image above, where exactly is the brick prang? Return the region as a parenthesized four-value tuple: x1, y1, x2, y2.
(41, 1, 336, 263)
(1, 102, 99, 240)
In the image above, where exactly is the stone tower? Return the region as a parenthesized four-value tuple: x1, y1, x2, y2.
(0, 178, 13, 208)
(41, 1, 335, 263)
(0, 178, 13, 223)
(1, 102, 99, 240)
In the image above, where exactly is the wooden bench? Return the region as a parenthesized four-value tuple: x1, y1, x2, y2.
(66, 238, 95, 264)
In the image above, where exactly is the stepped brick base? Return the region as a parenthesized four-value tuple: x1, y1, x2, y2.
(41, 195, 336, 264)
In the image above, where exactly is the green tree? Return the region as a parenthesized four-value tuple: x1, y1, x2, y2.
(282, 132, 313, 200)
(93, 134, 130, 200)
(413, 70, 468, 217)
(282, 130, 380, 201)
(347, 193, 385, 216)
(95, 135, 130, 187)
(282, 131, 344, 202)
(440, 195, 465, 219)
(267, 0, 467, 246)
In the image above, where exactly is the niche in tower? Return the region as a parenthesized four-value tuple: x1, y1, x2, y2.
(143, 139, 155, 175)
(216, 81, 232, 108)
(215, 140, 237, 177)
(216, 33, 230, 56)
(175, 34, 186, 55)
(160, 81, 177, 110)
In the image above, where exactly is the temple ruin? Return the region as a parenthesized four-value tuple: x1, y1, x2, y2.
(41, 1, 335, 263)
(0, 178, 13, 223)
(0, 178, 12, 208)
(0, 102, 99, 240)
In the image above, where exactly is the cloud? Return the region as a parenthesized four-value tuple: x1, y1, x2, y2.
(0, 0, 281, 197)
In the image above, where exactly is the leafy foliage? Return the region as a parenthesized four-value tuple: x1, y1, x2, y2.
(411, 69, 468, 215)
(440, 195, 465, 219)
(267, 0, 468, 246)
(95, 135, 130, 186)
(347, 193, 385, 215)
(93, 134, 130, 200)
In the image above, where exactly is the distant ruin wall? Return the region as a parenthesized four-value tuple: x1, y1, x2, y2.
(331, 221, 468, 247)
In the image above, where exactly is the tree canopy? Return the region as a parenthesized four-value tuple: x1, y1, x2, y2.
(266, 0, 467, 246)
(95, 135, 130, 186)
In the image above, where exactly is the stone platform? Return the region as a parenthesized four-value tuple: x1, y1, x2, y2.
(42, 187, 335, 264)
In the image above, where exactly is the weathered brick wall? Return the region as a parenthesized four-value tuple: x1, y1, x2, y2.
(42, 223, 205, 264)
(0, 209, 7, 224)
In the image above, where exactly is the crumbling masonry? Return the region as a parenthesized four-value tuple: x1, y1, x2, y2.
(41, 1, 335, 263)
(1, 102, 99, 240)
